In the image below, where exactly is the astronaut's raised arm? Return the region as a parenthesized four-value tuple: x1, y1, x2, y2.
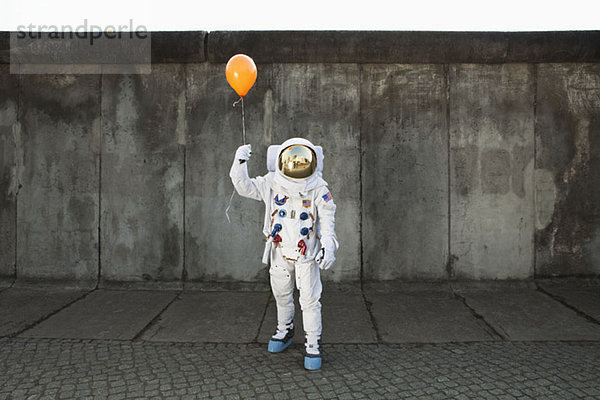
(229, 157, 268, 201)
(315, 187, 339, 251)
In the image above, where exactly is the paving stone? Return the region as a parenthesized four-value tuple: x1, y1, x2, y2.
(455, 287, 600, 340)
(20, 289, 178, 339)
(0, 288, 89, 336)
(537, 281, 600, 322)
(365, 289, 496, 343)
(140, 291, 269, 343)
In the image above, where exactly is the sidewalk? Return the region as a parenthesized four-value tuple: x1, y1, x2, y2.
(0, 279, 599, 399)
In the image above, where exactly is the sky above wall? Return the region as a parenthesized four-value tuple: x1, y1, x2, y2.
(3, 0, 598, 32)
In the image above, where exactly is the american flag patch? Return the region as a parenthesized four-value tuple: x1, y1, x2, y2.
(322, 192, 332, 202)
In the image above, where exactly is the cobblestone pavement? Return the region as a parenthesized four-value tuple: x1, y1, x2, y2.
(1, 338, 599, 399)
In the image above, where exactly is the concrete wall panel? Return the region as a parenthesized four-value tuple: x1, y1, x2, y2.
(0, 32, 597, 283)
(449, 64, 535, 279)
(17, 74, 100, 282)
(361, 64, 449, 281)
(535, 64, 600, 276)
(270, 64, 361, 282)
(101, 64, 184, 282)
(0, 65, 18, 278)
(185, 63, 273, 282)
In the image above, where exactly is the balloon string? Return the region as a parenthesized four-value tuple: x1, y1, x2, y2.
(242, 97, 246, 145)
(232, 96, 246, 144)
(225, 188, 235, 224)
(226, 96, 247, 223)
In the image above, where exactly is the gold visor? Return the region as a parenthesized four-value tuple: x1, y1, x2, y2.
(278, 144, 317, 179)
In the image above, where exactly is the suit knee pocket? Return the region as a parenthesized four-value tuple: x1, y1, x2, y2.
(270, 264, 290, 278)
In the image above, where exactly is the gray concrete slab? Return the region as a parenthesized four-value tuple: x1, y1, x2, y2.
(456, 287, 600, 340)
(0, 287, 88, 336)
(361, 64, 449, 280)
(17, 74, 100, 283)
(271, 63, 361, 282)
(538, 280, 600, 322)
(206, 31, 600, 63)
(535, 64, 600, 276)
(365, 288, 496, 343)
(0, 65, 18, 279)
(257, 290, 376, 344)
(184, 63, 273, 283)
(20, 289, 178, 340)
(140, 291, 269, 343)
(450, 64, 535, 279)
(101, 64, 184, 282)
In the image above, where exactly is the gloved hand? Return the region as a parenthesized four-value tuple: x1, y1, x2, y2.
(235, 144, 252, 164)
(315, 236, 336, 270)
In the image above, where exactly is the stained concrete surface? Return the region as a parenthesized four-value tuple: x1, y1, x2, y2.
(140, 291, 270, 343)
(538, 279, 600, 322)
(101, 64, 184, 283)
(450, 64, 535, 279)
(0, 64, 17, 279)
(361, 64, 449, 281)
(454, 285, 600, 341)
(0, 287, 89, 336)
(17, 74, 100, 282)
(2, 280, 599, 347)
(1, 56, 599, 283)
(257, 290, 377, 344)
(364, 288, 497, 343)
(20, 289, 178, 340)
(535, 63, 600, 276)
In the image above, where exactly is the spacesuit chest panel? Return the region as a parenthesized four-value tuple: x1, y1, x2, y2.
(269, 190, 319, 260)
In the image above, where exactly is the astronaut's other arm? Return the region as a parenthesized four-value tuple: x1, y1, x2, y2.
(315, 187, 339, 270)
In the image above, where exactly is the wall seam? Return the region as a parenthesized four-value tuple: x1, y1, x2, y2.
(358, 64, 364, 285)
(181, 65, 188, 284)
(96, 73, 103, 288)
(14, 65, 20, 285)
(532, 63, 538, 279)
(445, 64, 453, 281)
(203, 33, 209, 63)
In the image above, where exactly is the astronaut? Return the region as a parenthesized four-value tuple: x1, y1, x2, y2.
(229, 137, 338, 371)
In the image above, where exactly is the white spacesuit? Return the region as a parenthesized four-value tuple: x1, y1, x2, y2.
(229, 137, 339, 371)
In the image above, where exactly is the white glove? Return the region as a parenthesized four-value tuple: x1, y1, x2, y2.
(315, 237, 336, 270)
(235, 144, 252, 164)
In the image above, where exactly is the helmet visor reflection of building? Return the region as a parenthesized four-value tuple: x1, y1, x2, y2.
(278, 145, 317, 179)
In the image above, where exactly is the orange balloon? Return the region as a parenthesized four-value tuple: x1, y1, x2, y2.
(225, 54, 257, 97)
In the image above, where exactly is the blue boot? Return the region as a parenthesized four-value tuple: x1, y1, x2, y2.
(304, 353, 322, 371)
(268, 324, 294, 353)
(304, 337, 322, 371)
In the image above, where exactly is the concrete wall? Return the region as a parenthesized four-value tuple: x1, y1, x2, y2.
(101, 65, 185, 284)
(17, 73, 100, 283)
(0, 31, 599, 285)
(535, 64, 600, 276)
(449, 64, 535, 279)
(0, 64, 18, 280)
(361, 64, 448, 280)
